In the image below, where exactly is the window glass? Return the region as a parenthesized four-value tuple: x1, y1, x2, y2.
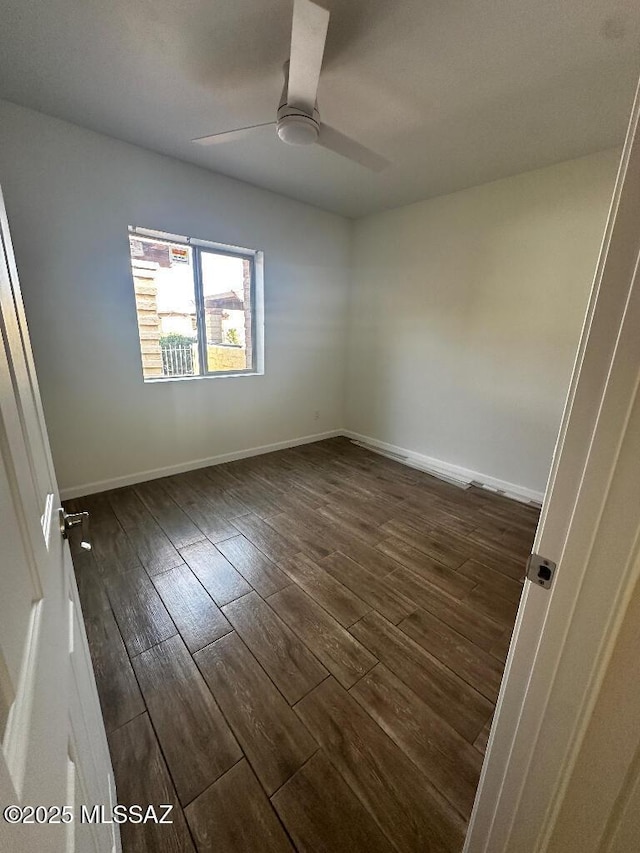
(129, 236, 198, 380)
(128, 229, 259, 381)
(201, 251, 252, 373)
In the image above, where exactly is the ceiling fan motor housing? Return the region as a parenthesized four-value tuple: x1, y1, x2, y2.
(276, 104, 320, 146)
(192, 4, 387, 169)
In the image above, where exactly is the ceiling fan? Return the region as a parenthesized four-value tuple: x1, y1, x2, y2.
(192, 0, 389, 171)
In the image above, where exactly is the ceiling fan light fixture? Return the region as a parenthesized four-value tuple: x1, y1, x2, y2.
(191, 0, 388, 170)
(277, 113, 319, 146)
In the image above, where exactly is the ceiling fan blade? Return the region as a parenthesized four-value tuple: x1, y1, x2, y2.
(287, 0, 330, 114)
(317, 125, 390, 171)
(192, 122, 275, 145)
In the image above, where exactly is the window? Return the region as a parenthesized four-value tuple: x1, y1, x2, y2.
(128, 227, 263, 381)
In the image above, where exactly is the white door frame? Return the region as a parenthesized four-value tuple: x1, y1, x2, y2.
(465, 76, 640, 851)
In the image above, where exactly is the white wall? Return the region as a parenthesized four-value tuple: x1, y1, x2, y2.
(0, 99, 351, 495)
(345, 150, 619, 497)
(0, 98, 620, 499)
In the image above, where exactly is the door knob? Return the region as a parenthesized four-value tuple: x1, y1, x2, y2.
(59, 508, 92, 551)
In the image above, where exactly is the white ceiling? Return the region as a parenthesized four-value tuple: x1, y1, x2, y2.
(1, 0, 639, 218)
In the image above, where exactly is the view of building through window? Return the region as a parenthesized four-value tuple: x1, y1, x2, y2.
(128, 230, 256, 380)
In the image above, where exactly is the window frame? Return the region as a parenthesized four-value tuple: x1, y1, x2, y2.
(129, 226, 264, 383)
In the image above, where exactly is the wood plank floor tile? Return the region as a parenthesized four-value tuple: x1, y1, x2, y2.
(463, 583, 520, 628)
(134, 479, 206, 549)
(382, 519, 472, 570)
(108, 487, 184, 576)
(328, 489, 403, 527)
(316, 503, 385, 546)
(474, 516, 538, 549)
(290, 442, 340, 467)
(474, 715, 493, 755)
(78, 492, 143, 576)
(106, 566, 177, 657)
(467, 486, 539, 524)
(273, 503, 337, 538)
(467, 542, 527, 581)
(232, 467, 287, 496)
(497, 528, 536, 559)
(377, 535, 476, 599)
(340, 472, 419, 505)
(457, 558, 524, 604)
(152, 563, 232, 653)
(350, 611, 492, 742)
(285, 471, 337, 502)
(401, 505, 479, 537)
(475, 506, 538, 537)
(200, 463, 244, 491)
(267, 487, 325, 517)
(232, 513, 300, 563)
(265, 512, 334, 561)
(406, 468, 465, 492)
(351, 664, 484, 818)
(159, 474, 240, 544)
(243, 469, 302, 500)
(324, 475, 385, 504)
(108, 713, 195, 853)
(72, 547, 110, 618)
(389, 567, 504, 651)
(84, 608, 145, 734)
(320, 551, 416, 624)
(133, 635, 242, 805)
(407, 515, 496, 559)
(295, 678, 466, 853)
(69, 440, 536, 853)
(222, 592, 327, 704)
(268, 584, 377, 689)
(91, 527, 143, 578)
(185, 469, 249, 517)
(317, 435, 361, 452)
(342, 453, 420, 486)
(490, 626, 514, 662)
(186, 760, 294, 853)
(399, 608, 504, 701)
(225, 484, 283, 520)
(277, 553, 371, 627)
(332, 533, 406, 578)
(216, 535, 290, 597)
(180, 539, 251, 606)
(195, 632, 317, 795)
(272, 751, 394, 853)
(285, 477, 334, 506)
(466, 522, 533, 562)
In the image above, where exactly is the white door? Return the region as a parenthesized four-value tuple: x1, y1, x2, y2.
(465, 78, 640, 850)
(0, 189, 118, 853)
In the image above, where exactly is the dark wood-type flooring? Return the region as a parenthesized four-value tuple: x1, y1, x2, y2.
(65, 437, 538, 853)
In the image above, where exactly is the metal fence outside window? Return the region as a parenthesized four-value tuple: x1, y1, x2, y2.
(161, 343, 195, 376)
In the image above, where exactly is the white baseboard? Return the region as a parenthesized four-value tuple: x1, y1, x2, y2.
(59, 429, 343, 500)
(61, 426, 544, 505)
(343, 430, 544, 505)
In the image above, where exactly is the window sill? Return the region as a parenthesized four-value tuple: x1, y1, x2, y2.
(143, 370, 264, 384)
